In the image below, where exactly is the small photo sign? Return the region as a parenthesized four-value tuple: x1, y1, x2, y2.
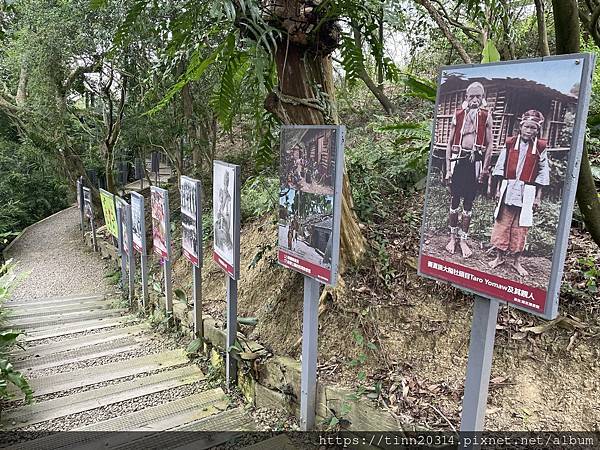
(150, 186, 170, 259)
(213, 161, 240, 279)
(181, 176, 203, 267)
(131, 192, 145, 254)
(99, 189, 118, 238)
(277, 125, 345, 286)
(82, 187, 93, 220)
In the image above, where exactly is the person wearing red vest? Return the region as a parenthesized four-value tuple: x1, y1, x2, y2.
(444, 82, 494, 258)
(489, 110, 550, 277)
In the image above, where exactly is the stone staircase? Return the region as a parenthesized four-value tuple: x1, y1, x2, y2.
(1, 293, 258, 449)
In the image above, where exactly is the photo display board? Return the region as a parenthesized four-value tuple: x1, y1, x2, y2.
(76, 179, 82, 209)
(277, 125, 345, 286)
(120, 201, 131, 257)
(213, 161, 240, 279)
(131, 192, 145, 254)
(82, 187, 93, 219)
(99, 189, 118, 238)
(418, 54, 594, 319)
(181, 176, 203, 267)
(150, 186, 170, 259)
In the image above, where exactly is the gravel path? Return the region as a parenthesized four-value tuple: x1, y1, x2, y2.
(6, 206, 116, 301)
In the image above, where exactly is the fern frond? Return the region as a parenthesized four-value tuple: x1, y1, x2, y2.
(211, 49, 250, 131)
(339, 33, 365, 87)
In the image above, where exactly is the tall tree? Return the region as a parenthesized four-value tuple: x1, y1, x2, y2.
(553, 0, 600, 246)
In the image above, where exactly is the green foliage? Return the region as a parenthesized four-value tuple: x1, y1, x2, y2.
(481, 40, 501, 63)
(0, 261, 34, 406)
(104, 268, 121, 286)
(578, 257, 599, 294)
(185, 338, 203, 356)
(0, 139, 69, 236)
(346, 120, 429, 223)
(240, 176, 278, 221)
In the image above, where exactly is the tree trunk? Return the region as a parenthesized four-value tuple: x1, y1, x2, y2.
(265, 41, 367, 268)
(535, 0, 551, 56)
(352, 25, 395, 115)
(552, 0, 600, 246)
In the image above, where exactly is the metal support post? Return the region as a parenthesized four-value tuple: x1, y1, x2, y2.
(193, 265, 203, 341)
(300, 276, 320, 431)
(126, 206, 136, 308)
(164, 259, 173, 316)
(460, 296, 500, 448)
(226, 276, 238, 390)
(140, 251, 149, 309)
(116, 208, 127, 294)
(90, 217, 98, 252)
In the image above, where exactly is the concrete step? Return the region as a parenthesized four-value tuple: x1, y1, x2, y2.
(5, 294, 105, 308)
(22, 316, 139, 342)
(77, 387, 228, 431)
(9, 308, 128, 330)
(7, 300, 113, 319)
(113, 408, 257, 450)
(16, 335, 147, 372)
(3, 365, 205, 430)
(13, 324, 149, 360)
(6, 389, 231, 450)
(11, 348, 189, 397)
(241, 435, 301, 450)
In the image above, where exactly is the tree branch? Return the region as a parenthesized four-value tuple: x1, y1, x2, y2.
(415, 0, 472, 63)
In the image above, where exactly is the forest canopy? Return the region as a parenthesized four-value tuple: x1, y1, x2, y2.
(0, 0, 599, 253)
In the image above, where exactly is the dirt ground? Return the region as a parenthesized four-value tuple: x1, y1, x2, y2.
(163, 189, 600, 432)
(422, 232, 553, 290)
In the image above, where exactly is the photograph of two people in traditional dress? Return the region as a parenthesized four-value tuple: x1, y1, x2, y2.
(420, 57, 586, 291)
(278, 127, 338, 270)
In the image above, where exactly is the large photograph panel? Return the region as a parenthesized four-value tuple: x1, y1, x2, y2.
(418, 55, 593, 318)
(277, 126, 344, 285)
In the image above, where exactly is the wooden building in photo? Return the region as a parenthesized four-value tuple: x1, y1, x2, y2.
(433, 75, 579, 158)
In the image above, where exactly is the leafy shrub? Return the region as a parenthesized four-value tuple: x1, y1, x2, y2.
(0, 261, 34, 412)
(346, 124, 429, 223)
(240, 175, 278, 221)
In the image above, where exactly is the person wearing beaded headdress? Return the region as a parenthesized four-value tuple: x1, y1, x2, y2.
(489, 109, 550, 276)
(444, 81, 494, 258)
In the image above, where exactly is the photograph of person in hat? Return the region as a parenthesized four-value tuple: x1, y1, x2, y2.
(488, 109, 550, 276)
(444, 81, 494, 258)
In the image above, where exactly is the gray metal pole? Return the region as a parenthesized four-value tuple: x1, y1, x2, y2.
(164, 260, 173, 316)
(126, 206, 136, 309)
(300, 276, 320, 431)
(140, 251, 149, 310)
(193, 265, 203, 341)
(226, 276, 238, 390)
(460, 296, 499, 447)
(90, 217, 98, 252)
(116, 208, 127, 294)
